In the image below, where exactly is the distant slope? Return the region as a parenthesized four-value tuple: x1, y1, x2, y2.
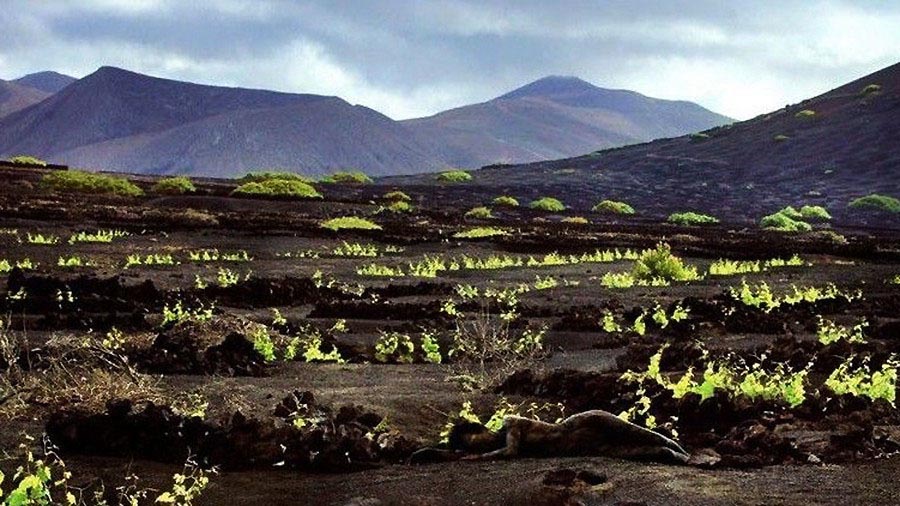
(13, 71, 76, 94)
(389, 63, 900, 225)
(0, 80, 49, 118)
(0, 67, 446, 176)
(0, 68, 731, 176)
(56, 100, 446, 177)
(403, 76, 731, 167)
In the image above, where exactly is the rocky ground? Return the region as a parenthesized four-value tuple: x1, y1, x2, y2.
(1, 166, 899, 505)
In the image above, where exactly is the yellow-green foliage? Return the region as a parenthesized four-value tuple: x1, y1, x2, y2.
(453, 227, 509, 239)
(250, 326, 276, 362)
(529, 197, 565, 212)
(41, 170, 144, 197)
(436, 170, 472, 183)
(152, 176, 196, 195)
(816, 317, 867, 345)
(795, 109, 816, 118)
(68, 229, 128, 244)
(849, 194, 900, 213)
(321, 216, 382, 231)
(421, 331, 442, 364)
(668, 211, 718, 226)
(357, 263, 405, 277)
(465, 206, 493, 219)
(709, 255, 806, 276)
(375, 331, 415, 363)
(800, 205, 831, 221)
(623, 346, 810, 407)
(0, 258, 36, 273)
(492, 195, 519, 207)
(384, 190, 411, 201)
(332, 241, 380, 257)
(25, 233, 60, 245)
(562, 216, 589, 224)
(240, 171, 313, 183)
(161, 301, 213, 327)
(631, 243, 700, 282)
(600, 271, 670, 289)
(188, 249, 251, 262)
(320, 171, 372, 184)
(826, 357, 897, 405)
(233, 179, 322, 199)
(730, 280, 854, 312)
(859, 83, 881, 96)
(709, 259, 761, 276)
(593, 200, 634, 214)
(773, 134, 790, 142)
(8, 155, 47, 166)
(125, 253, 178, 268)
(386, 200, 412, 213)
(761, 206, 815, 232)
(57, 255, 92, 268)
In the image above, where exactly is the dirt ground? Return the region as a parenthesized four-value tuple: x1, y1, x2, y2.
(1, 167, 899, 505)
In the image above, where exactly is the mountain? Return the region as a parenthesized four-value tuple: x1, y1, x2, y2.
(391, 63, 900, 224)
(403, 75, 732, 167)
(0, 79, 49, 118)
(0, 67, 729, 176)
(13, 71, 77, 94)
(0, 66, 445, 176)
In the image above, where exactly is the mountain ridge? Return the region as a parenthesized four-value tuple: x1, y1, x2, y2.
(0, 66, 731, 176)
(0, 79, 50, 118)
(12, 71, 77, 94)
(387, 61, 900, 224)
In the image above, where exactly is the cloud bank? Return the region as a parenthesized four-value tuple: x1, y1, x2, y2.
(1, 0, 897, 120)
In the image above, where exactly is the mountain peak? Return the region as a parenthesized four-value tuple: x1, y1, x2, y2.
(498, 75, 601, 100)
(13, 70, 77, 94)
(87, 66, 143, 81)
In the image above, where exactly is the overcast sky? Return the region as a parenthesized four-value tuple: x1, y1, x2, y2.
(1, 0, 898, 120)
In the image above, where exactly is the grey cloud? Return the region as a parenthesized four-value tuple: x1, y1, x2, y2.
(0, 0, 897, 120)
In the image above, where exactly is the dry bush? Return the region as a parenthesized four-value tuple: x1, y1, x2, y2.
(0, 327, 163, 419)
(449, 310, 547, 390)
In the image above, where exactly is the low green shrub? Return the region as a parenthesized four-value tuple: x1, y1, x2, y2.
(436, 170, 472, 183)
(465, 206, 493, 219)
(240, 171, 313, 183)
(795, 109, 816, 118)
(562, 216, 589, 224)
(152, 176, 196, 195)
(320, 171, 372, 184)
(774, 206, 804, 220)
(41, 170, 144, 197)
(760, 209, 813, 232)
(492, 196, 519, 207)
(453, 227, 509, 239)
(849, 194, 900, 213)
(321, 217, 382, 231)
(860, 84, 881, 96)
(800, 205, 831, 221)
(529, 197, 565, 212)
(7, 155, 47, 166)
(667, 212, 718, 226)
(593, 200, 634, 214)
(232, 179, 322, 199)
(384, 190, 411, 201)
(773, 134, 790, 142)
(386, 200, 412, 213)
(632, 243, 699, 282)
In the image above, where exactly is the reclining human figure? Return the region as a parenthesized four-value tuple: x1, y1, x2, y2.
(446, 409, 690, 464)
